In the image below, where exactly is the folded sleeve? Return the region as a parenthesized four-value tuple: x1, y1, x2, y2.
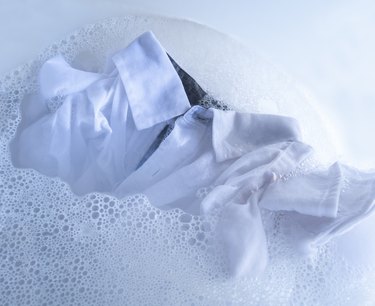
(200, 140, 313, 278)
(259, 162, 343, 218)
(215, 199, 269, 278)
(259, 162, 375, 252)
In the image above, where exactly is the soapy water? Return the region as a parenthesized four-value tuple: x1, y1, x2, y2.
(1, 15, 375, 305)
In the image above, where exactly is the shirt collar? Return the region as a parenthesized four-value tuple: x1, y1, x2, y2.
(211, 109, 304, 162)
(38, 55, 103, 99)
(111, 31, 191, 130)
(182, 105, 303, 162)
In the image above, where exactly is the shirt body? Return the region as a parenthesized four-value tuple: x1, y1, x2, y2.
(11, 31, 192, 195)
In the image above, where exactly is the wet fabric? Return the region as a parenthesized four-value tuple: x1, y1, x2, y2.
(10, 31, 375, 278)
(260, 162, 375, 254)
(11, 31, 192, 195)
(113, 105, 313, 276)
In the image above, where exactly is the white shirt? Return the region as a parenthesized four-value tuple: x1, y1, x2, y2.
(11, 31, 191, 195)
(11, 31, 375, 278)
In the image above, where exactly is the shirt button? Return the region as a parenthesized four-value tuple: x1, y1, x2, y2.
(271, 172, 278, 182)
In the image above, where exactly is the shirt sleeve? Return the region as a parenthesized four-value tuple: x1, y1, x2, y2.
(259, 162, 343, 218)
(259, 162, 375, 253)
(214, 197, 269, 278)
(200, 140, 313, 278)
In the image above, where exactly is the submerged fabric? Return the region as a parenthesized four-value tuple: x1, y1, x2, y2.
(10, 31, 375, 278)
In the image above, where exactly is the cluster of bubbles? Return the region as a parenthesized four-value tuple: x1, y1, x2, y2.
(0, 15, 374, 305)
